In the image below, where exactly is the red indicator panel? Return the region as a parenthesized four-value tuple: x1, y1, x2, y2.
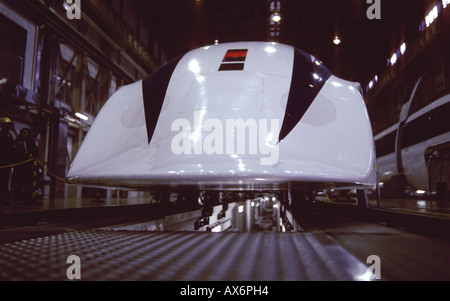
(222, 49, 248, 62)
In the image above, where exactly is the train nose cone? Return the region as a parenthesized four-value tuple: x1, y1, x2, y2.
(66, 80, 147, 182)
(67, 41, 376, 191)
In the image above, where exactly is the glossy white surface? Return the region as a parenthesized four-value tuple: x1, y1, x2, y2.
(67, 42, 376, 190)
(376, 94, 450, 191)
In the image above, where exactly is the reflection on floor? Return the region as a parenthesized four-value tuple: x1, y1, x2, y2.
(315, 190, 450, 219)
(99, 197, 297, 233)
(372, 199, 450, 218)
(0, 197, 152, 213)
(1, 194, 449, 220)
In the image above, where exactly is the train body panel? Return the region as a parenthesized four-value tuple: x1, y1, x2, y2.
(375, 93, 450, 193)
(66, 42, 376, 191)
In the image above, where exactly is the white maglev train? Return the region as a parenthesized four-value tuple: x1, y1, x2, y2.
(67, 42, 377, 200)
(375, 76, 450, 195)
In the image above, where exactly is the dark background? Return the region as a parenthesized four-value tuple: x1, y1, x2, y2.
(128, 0, 434, 85)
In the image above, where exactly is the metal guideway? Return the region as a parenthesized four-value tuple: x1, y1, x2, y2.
(0, 230, 370, 281)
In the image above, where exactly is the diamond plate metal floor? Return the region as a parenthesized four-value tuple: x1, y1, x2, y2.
(0, 230, 368, 281)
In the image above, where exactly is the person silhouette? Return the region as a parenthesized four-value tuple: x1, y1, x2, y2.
(0, 118, 14, 205)
(12, 128, 38, 203)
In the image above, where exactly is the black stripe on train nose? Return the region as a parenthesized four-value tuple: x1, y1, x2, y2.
(278, 48, 332, 143)
(142, 56, 182, 144)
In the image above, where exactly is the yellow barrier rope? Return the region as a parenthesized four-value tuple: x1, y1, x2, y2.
(0, 158, 35, 169)
(36, 159, 67, 182)
(0, 159, 67, 182)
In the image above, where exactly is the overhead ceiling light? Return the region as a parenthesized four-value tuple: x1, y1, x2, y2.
(400, 43, 406, 55)
(75, 112, 89, 121)
(425, 5, 439, 28)
(64, 116, 77, 123)
(390, 53, 398, 66)
(333, 36, 341, 45)
(272, 13, 281, 23)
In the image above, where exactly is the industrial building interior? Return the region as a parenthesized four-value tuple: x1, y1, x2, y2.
(0, 0, 449, 285)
